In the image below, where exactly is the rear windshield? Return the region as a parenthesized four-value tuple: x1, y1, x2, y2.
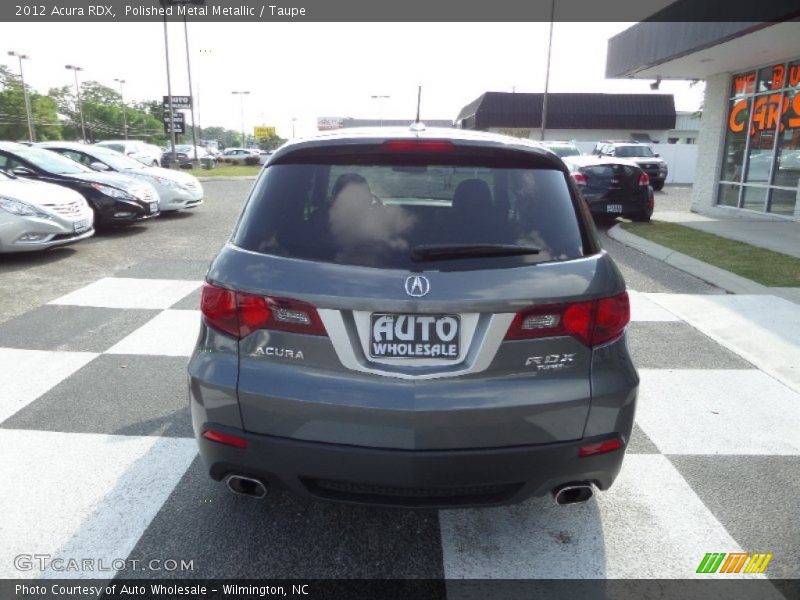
(234, 163, 585, 270)
(615, 145, 654, 158)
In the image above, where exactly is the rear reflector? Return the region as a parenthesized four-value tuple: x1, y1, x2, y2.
(203, 429, 248, 449)
(505, 292, 630, 347)
(201, 282, 327, 339)
(578, 439, 623, 457)
(382, 140, 455, 153)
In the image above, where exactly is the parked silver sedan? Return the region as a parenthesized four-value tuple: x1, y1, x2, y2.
(38, 142, 203, 212)
(0, 169, 94, 253)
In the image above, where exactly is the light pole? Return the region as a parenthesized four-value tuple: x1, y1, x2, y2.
(113, 78, 128, 139)
(540, 0, 555, 141)
(292, 117, 297, 139)
(162, 16, 178, 168)
(65, 64, 86, 142)
(370, 94, 390, 126)
(8, 51, 34, 142)
(232, 91, 250, 147)
(183, 14, 198, 163)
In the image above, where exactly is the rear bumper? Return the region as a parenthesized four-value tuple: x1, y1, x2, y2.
(194, 421, 629, 508)
(586, 190, 653, 219)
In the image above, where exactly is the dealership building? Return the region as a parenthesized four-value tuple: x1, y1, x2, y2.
(607, 16, 800, 220)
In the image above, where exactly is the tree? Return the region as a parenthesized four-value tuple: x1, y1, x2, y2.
(0, 65, 62, 141)
(257, 132, 286, 152)
(49, 81, 168, 144)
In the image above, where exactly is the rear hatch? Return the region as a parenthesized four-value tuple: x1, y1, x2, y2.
(579, 162, 643, 200)
(206, 137, 627, 449)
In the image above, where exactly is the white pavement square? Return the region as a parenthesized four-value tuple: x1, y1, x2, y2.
(635, 369, 800, 455)
(0, 348, 98, 424)
(645, 293, 800, 393)
(106, 310, 202, 357)
(628, 290, 681, 322)
(0, 429, 197, 579)
(439, 455, 764, 580)
(49, 278, 201, 310)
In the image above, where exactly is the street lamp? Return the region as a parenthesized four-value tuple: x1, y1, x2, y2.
(8, 51, 34, 142)
(65, 64, 86, 142)
(231, 91, 250, 147)
(183, 15, 199, 162)
(370, 94, 390, 127)
(113, 78, 128, 139)
(540, 0, 555, 141)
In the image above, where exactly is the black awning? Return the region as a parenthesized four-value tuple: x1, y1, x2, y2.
(456, 92, 676, 131)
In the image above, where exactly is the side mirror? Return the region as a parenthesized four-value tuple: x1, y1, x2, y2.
(126, 151, 136, 156)
(654, 153, 660, 158)
(12, 167, 36, 177)
(90, 162, 110, 171)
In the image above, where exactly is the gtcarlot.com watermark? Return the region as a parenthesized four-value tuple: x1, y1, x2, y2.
(14, 554, 195, 573)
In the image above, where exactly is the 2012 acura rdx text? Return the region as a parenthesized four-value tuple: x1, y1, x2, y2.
(189, 127, 639, 508)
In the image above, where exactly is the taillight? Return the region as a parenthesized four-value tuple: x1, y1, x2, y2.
(572, 172, 588, 186)
(382, 140, 455, 152)
(639, 172, 650, 186)
(200, 283, 327, 339)
(505, 292, 630, 348)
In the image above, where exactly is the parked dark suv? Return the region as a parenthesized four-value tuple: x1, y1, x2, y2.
(595, 142, 668, 190)
(189, 127, 638, 508)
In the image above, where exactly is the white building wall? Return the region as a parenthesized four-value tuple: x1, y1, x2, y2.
(691, 72, 729, 213)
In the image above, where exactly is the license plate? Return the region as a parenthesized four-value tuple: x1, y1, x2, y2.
(73, 219, 89, 233)
(149, 202, 159, 213)
(606, 204, 623, 213)
(370, 314, 460, 360)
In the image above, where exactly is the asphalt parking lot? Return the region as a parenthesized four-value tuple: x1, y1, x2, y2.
(1, 182, 798, 587)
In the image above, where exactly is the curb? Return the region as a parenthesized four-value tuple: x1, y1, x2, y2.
(607, 223, 770, 295)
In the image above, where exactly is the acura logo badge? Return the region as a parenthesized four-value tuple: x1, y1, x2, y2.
(405, 275, 430, 297)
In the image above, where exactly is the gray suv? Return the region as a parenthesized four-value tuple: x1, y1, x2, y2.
(189, 127, 638, 508)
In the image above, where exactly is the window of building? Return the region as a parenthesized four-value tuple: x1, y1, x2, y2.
(718, 58, 800, 217)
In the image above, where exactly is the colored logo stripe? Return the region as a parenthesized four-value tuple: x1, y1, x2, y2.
(744, 553, 773, 574)
(697, 552, 773, 574)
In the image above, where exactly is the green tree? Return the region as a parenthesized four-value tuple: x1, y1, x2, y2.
(0, 65, 62, 141)
(49, 81, 167, 144)
(257, 132, 286, 152)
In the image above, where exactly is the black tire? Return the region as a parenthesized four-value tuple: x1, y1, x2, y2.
(631, 213, 652, 223)
(652, 181, 664, 191)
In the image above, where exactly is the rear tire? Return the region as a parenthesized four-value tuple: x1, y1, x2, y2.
(652, 181, 664, 191)
(631, 213, 652, 223)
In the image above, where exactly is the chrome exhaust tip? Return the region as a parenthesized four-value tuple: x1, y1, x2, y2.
(552, 483, 593, 505)
(225, 475, 267, 499)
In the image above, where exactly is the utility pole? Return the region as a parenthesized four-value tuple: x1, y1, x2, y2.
(8, 51, 34, 142)
(114, 78, 128, 139)
(540, 0, 555, 141)
(370, 94, 390, 127)
(65, 64, 86, 142)
(163, 14, 178, 167)
(183, 14, 198, 163)
(232, 91, 250, 146)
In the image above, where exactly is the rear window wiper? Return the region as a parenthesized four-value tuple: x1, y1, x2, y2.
(411, 244, 541, 261)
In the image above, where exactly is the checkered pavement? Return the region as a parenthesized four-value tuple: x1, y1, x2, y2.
(1, 265, 799, 583)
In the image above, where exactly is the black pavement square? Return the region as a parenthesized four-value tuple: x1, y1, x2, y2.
(0, 305, 159, 353)
(2, 354, 192, 437)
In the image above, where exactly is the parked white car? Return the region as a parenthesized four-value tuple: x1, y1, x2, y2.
(95, 140, 162, 167)
(39, 142, 203, 212)
(0, 169, 94, 253)
(221, 148, 261, 165)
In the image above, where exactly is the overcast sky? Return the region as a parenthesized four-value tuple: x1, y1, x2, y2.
(2, 22, 704, 139)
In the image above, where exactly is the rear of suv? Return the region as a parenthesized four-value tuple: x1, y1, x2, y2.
(189, 127, 638, 508)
